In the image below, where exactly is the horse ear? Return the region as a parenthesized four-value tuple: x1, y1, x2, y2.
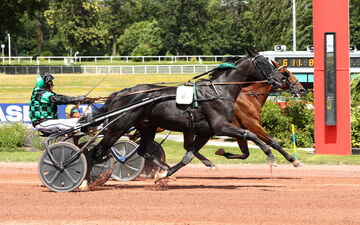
(271, 60, 279, 67)
(246, 49, 258, 57)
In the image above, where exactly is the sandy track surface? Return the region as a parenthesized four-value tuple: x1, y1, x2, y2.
(1, 162, 360, 225)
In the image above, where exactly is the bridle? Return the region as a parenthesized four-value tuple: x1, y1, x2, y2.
(251, 55, 284, 89)
(276, 64, 301, 96)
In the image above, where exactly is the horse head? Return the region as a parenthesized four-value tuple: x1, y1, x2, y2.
(271, 60, 307, 97)
(246, 49, 286, 89)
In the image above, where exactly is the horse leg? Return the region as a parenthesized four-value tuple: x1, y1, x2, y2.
(212, 121, 276, 165)
(137, 126, 170, 171)
(268, 137, 303, 167)
(216, 137, 251, 160)
(79, 111, 143, 191)
(79, 125, 128, 191)
(184, 132, 216, 169)
(252, 125, 303, 167)
(154, 135, 211, 183)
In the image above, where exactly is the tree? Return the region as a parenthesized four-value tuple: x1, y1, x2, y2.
(100, 0, 138, 56)
(202, 0, 253, 55)
(246, 0, 293, 51)
(152, 0, 209, 55)
(350, 0, 360, 49)
(295, 0, 313, 50)
(117, 20, 163, 56)
(0, 0, 49, 55)
(45, 0, 108, 55)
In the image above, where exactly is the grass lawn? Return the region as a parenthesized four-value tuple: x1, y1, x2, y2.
(1, 139, 360, 165)
(0, 73, 197, 103)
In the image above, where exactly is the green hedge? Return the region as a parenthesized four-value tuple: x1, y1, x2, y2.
(261, 92, 315, 148)
(351, 74, 360, 148)
(0, 122, 30, 152)
(352, 109, 360, 148)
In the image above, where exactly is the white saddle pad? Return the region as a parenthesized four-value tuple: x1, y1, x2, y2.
(176, 86, 194, 105)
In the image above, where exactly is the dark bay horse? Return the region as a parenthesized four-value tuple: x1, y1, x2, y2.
(214, 60, 307, 166)
(80, 50, 287, 188)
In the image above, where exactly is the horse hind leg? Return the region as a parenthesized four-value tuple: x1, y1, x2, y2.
(215, 137, 250, 160)
(137, 127, 170, 171)
(155, 135, 211, 183)
(213, 122, 276, 166)
(183, 132, 216, 169)
(155, 151, 196, 183)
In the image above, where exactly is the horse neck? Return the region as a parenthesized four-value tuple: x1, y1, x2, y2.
(214, 59, 265, 98)
(245, 83, 272, 107)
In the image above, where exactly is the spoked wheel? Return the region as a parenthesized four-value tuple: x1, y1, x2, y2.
(38, 142, 87, 192)
(140, 141, 166, 178)
(111, 140, 145, 181)
(79, 142, 115, 186)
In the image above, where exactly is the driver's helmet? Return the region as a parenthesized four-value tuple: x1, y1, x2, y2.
(65, 105, 79, 118)
(36, 72, 54, 88)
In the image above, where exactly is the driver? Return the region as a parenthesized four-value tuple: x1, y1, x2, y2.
(29, 72, 91, 133)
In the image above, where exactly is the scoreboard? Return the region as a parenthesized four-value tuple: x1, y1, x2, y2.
(275, 57, 314, 67)
(260, 50, 360, 69)
(260, 50, 360, 89)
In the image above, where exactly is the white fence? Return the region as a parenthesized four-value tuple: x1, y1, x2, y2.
(36, 55, 230, 65)
(0, 65, 219, 75)
(1, 56, 33, 64)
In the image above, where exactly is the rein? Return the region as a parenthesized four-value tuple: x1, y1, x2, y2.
(86, 55, 293, 103)
(89, 80, 269, 102)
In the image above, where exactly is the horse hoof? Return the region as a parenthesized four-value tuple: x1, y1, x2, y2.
(293, 160, 304, 167)
(209, 165, 217, 171)
(267, 156, 277, 167)
(78, 180, 90, 192)
(154, 171, 168, 184)
(215, 148, 225, 156)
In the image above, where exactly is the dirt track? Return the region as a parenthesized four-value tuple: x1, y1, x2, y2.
(1, 162, 360, 225)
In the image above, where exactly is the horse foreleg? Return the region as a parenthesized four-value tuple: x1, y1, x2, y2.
(267, 137, 303, 167)
(183, 132, 216, 169)
(215, 137, 250, 160)
(250, 123, 303, 167)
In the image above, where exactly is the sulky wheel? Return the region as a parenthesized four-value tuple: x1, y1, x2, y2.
(140, 141, 166, 178)
(88, 154, 114, 186)
(111, 140, 145, 181)
(38, 142, 87, 192)
(79, 142, 115, 186)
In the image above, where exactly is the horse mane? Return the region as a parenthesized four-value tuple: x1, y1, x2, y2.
(209, 56, 248, 80)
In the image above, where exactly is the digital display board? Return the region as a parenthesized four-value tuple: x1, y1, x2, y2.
(274, 57, 314, 67)
(275, 56, 360, 68)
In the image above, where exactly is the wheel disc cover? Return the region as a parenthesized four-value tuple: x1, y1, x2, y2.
(38, 142, 87, 192)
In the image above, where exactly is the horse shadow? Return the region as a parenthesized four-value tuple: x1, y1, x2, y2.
(89, 176, 301, 192)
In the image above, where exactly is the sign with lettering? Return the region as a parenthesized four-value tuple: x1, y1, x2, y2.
(0, 104, 102, 123)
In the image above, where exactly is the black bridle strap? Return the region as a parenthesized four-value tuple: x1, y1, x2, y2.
(288, 79, 299, 89)
(244, 87, 261, 107)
